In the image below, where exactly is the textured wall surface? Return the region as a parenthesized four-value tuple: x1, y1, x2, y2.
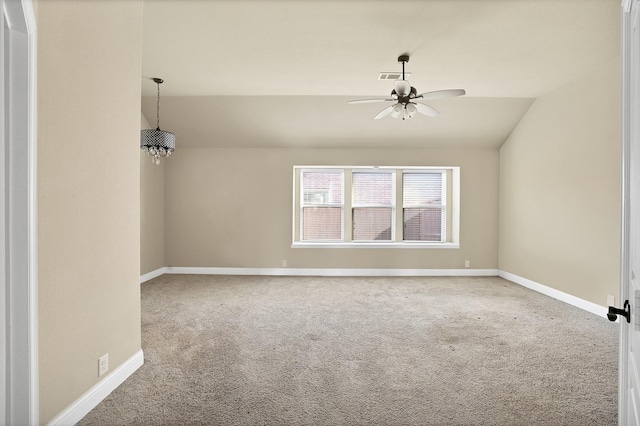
(140, 113, 165, 275)
(499, 57, 622, 306)
(165, 147, 499, 270)
(36, 1, 143, 422)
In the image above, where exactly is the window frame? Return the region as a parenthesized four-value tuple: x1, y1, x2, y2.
(292, 166, 460, 249)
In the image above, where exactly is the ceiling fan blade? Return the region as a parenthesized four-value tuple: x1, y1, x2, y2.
(415, 89, 466, 100)
(348, 98, 394, 104)
(394, 80, 411, 97)
(413, 102, 439, 117)
(374, 104, 396, 120)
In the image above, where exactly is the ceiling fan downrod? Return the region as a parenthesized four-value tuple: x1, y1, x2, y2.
(398, 54, 409, 80)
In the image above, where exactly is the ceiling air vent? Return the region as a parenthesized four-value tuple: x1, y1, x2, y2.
(378, 72, 410, 80)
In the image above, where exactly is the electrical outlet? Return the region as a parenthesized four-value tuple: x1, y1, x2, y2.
(607, 295, 615, 306)
(99, 353, 109, 377)
(465, 260, 470, 268)
(281, 260, 287, 267)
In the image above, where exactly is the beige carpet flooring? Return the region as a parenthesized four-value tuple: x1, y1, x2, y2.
(78, 275, 618, 425)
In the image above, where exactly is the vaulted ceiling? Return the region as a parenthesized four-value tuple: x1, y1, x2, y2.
(141, 0, 620, 149)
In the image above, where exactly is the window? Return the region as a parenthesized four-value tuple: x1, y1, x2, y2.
(352, 171, 395, 241)
(293, 166, 459, 248)
(403, 172, 445, 242)
(300, 170, 344, 241)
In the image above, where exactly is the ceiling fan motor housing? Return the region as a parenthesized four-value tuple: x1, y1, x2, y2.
(391, 84, 418, 104)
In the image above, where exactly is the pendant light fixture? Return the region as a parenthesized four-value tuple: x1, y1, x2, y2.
(141, 77, 175, 165)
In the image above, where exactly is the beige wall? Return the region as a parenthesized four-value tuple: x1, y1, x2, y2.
(165, 147, 499, 270)
(140, 113, 165, 275)
(499, 57, 621, 306)
(36, 1, 143, 423)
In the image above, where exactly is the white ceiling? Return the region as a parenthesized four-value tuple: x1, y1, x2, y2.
(141, 0, 620, 149)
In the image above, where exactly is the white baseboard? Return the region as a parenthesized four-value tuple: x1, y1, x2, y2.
(164, 266, 500, 277)
(498, 270, 608, 318)
(140, 267, 168, 283)
(47, 349, 144, 426)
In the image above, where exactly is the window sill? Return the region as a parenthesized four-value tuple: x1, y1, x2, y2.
(291, 242, 460, 249)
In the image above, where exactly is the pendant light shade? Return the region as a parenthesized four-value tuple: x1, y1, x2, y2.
(141, 77, 175, 165)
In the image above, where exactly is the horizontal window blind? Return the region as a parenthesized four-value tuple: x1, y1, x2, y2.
(353, 207, 393, 240)
(352, 172, 394, 241)
(403, 172, 445, 241)
(303, 207, 343, 240)
(302, 171, 343, 204)
(301, 170, 344, 241)
(352, 172, 393, 206)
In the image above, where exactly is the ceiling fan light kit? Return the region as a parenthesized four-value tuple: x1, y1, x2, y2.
(141, 77, 175, 165)
(349, 55, 466, 120)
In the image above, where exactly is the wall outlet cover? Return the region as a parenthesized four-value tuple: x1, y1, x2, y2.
(99, 353, 109, 377)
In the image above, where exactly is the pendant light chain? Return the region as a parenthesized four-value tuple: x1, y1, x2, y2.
(156, 81, 161, 130)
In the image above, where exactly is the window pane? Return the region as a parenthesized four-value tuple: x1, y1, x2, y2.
(302, 171, 343, 205)
(403, 208, 444, 241)
(302, 207, 342, 240)
(352, 172, 393, 206)
(403, 173, 442, 206)
(353, 207, 392, 241)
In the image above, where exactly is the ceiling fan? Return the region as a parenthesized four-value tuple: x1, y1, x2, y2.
(348, 55, 466, 120)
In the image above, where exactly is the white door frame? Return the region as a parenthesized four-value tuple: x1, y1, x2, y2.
(620, 0, 636, 424)
(1, 0, 38, 424)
